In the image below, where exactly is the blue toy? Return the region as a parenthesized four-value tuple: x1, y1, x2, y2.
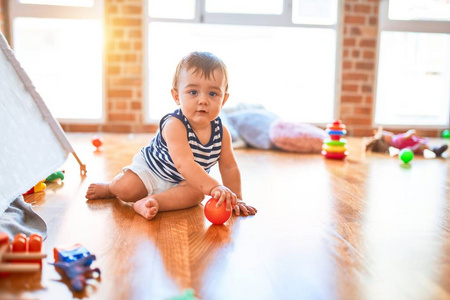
(51, 244, 100, 292)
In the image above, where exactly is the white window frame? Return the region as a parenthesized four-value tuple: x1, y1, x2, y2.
(375, 0, 450, 128)
(144, 0, 343, 124)
(8, 0, 105, 123)
(8, 0, 103, 44)
(379, 0, 450, 34)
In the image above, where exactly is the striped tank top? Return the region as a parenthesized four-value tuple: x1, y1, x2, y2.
(142, 109, 223, 183)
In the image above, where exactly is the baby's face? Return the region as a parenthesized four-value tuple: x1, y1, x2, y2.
(172, 68, 229, 128)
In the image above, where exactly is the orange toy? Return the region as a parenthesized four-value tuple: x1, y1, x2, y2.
(0, 232, 47, 274)
(204, 197, 232, 225)
(91, 135, 103, 150)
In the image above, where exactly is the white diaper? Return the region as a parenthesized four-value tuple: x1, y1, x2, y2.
(122, 152, 178, 195)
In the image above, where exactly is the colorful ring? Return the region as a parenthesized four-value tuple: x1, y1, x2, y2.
(324, 139, 347, 146)
(322, 150, 348, 159)
(328, 125, 346, 131)
(326, 129, 347, 135)
(322, 144, 347, 153)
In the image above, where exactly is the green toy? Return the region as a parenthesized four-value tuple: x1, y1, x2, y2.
(46, 171, 65, 182)
(442, 129, 450, 139)
(399, 149, 414, 164)
(169, 289, 199, 300)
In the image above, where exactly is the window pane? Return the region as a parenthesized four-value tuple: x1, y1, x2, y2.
(389, 0, 450, 21)
(375, 31, 450, 126)
(19, 0, 93, 7)
(292, 0, 338, 25)
(13, 18, 103, 120)
(206, 0, 283, 15)
(147, 22, 336, 123)
(149, 0, 195, 19)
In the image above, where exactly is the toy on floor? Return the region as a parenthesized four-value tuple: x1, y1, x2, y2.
(399, 148, 414, 164)
(23, 171, 65, 196)
(46, 170, 65, 182)
(91, 135, 103, 150)
(0, 232, 47, 274)
(322, 120, 348, 159)
(169, 289, 199, 300)
(204, 197, 232, 225)
(443, 129, 450, 139)
(23, 180, 46, 196)
(365, 127, 448, 157)
(51, 243, 100, 292)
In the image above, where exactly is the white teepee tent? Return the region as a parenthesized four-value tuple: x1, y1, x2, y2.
(0, 32, 85, 214)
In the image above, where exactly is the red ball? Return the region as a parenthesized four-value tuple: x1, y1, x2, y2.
(92, 136, 103, 149)
(204, 198, 232, 225)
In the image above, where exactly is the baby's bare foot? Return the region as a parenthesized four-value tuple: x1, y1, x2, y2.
(133, 197, 159, 220)
(85, 183, 115, 200)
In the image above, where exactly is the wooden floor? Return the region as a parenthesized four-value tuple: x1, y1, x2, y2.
(1, 133, 449, 300)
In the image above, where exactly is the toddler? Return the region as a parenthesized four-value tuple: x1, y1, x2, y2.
(86, 52, 257, 220)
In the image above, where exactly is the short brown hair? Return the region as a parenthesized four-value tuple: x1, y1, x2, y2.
(172, 52, 229, 92)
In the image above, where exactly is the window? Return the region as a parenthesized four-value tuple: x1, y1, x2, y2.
(9, 0, 103, 121)
(146, 0, 340, 123)
(205, 0, 283, 15)
(375, 0, 450, 127)
(388, 0, 450, 22)
(292, 0, 338, 25)
(18, 0, 93, 7)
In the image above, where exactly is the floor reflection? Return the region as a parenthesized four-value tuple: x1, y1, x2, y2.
(361, 158, 448, 299)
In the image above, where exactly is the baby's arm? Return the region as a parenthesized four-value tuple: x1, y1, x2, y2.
(162, 118, 235, 205)
(403, 129, 417, 138)
(219, 126, 257, 216)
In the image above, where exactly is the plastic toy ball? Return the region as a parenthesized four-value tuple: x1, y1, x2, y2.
(91, 136, 103, 149)
(443, 129, 450, 139)
(399, 148, 414, 164)
(204, 198, 232, 225)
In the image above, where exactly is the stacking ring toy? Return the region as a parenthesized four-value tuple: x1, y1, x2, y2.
(322, 120, 348, 160)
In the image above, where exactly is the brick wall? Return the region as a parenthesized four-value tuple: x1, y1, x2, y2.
(62, 0, 157, 133)
(104, 0, 148, 132)
(340, 0, 379, 136)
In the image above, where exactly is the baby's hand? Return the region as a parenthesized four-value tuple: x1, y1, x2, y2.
(210, 185, 236, 211)
(233, 200, 257, 216)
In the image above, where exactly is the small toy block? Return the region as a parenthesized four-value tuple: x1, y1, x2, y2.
(0, 232, 47, 274)
(54, 243, 93, 265)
